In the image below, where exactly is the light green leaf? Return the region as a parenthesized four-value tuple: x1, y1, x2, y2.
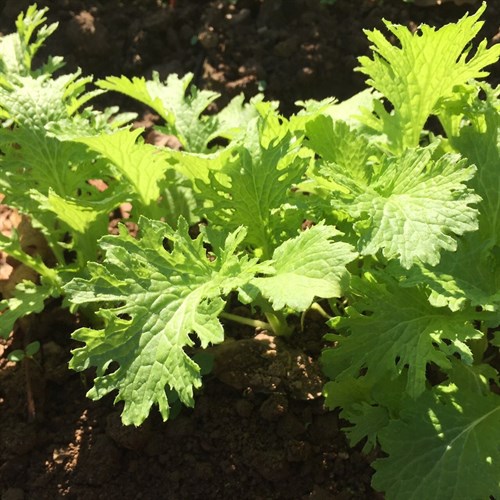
(97, 72, 219, 152)
(0, 72, 103, 128)
(396, 85, 500, 310)
(64, 217, 259, 425)
(306, 116, 376, 189)
(447, 83, 500, 246)
(373, 382, 500, 500)
(0, 280, 56, 338)
(250, 224, 357, 310)
(158, 169, 198, 227)
(348, 146, 478, 268)
(7, 349, 25, 362)
(29, 188, 121, 262)
(328, 273, 481, 399)
(0, 232, 60, 283)
(295, 88, 380, 131)
(358, 3, 500, 151)
(98, 73, 266, 153)
(198, 112, 308, 258)
(165, 146, 234, 185)
(97, 72, 187, 123)
(396, 232, 500, 312)
(74, 128, 168, 208)
(0, 4, 61, 79)
(213, 93, 264, 142)
(31, 188, 118, 235)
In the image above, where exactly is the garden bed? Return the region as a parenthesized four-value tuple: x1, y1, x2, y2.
(0, 1, 499, 499)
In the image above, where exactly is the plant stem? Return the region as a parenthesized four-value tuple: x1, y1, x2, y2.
(23, 357, 36, 422)
(309, 302, 332, 320)
(220, 311, 273, 331)
(263, 310, 293, 337)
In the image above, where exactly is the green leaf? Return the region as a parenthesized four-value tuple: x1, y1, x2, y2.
(197, 112, 308, 258)
(97, 72, 219, 152)
(373, 383, 500, 500)
(64, 217, 259, 425)
(315, 141, 480, 268)
(323, 376, 388, 452)
(396, 232, 500, 312)
(7, 349, 25, 362)
(343, 403, 389, 453)
(0, 4, 61, 78)
(447, 83, 500, 246)
(358, 3, 500, 151)
(74, 128, 168, 208)
(397, 85, 500, 311)
(327, 273, 481, 399)
(29, 188, 120, 263)
(166, 146, 234, 186)
(0, 280, 56, 338)
(0, 232, 60, 283)
(98, 73, 265, 153)
(249, 224, 357, 310)
(307, 120, 481, 268)
(25, 340, 40, 357)
(32, 189, 116, 234)
(0, 72, 102, 128)
(306, 116, 376, 190)
(158, 169, 199, 227)
(295, 88, 380, 131)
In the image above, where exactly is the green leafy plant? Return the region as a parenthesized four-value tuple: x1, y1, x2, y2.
(0, 4, 499, 499)
(7, 340, 40, 363)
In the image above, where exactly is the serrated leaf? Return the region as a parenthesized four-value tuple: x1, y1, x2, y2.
(447, 83, 500, 246)
(312, 134, 480, 268)
(0, 232, 60, 283)
(323, 376, 388, 452)
(64, 217, 259, 425)
(0, 5, 61, 78)
(306, 116, 377, 190)
(323, 369, 408, 453)
(344, 403, 389, 453)
(358, 3, 500, 151)
(328, 273, 481, 399)
(347, 146, 477, 268)
(97, 72, 219, 152)
(295, 88, 380, 132)
(197, 112, 308, 258)
(249, 224, 357, 310)
(0, 72, 102, 128)
(74, 128, 168, 208)
(31, 188, 117, 234)
(0, 280, 55, 338)
(29, 188, 121, 262)
(396, 232, 500, 311)
(373, 383, 500, 500)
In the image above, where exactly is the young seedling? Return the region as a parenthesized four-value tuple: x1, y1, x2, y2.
(7, 340, 41, 421)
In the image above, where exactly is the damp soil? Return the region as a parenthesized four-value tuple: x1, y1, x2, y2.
(0, 1, 499, 499)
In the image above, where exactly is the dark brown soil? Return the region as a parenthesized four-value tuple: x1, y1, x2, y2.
(0, 1, 499, 499)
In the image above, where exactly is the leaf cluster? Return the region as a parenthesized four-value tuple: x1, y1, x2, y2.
(0, 4, 499, 499)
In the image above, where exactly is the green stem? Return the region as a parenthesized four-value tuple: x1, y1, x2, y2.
(220, 311, 273, 331)
(7, 246, 59, 284)
(263, 310, 293, 337)
(220, 310, 293, 336)
(309, 302, 332, 320)
(300, 301, 333, 332)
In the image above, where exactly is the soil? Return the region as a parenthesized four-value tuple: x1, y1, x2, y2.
(0, 1, 499, 499)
